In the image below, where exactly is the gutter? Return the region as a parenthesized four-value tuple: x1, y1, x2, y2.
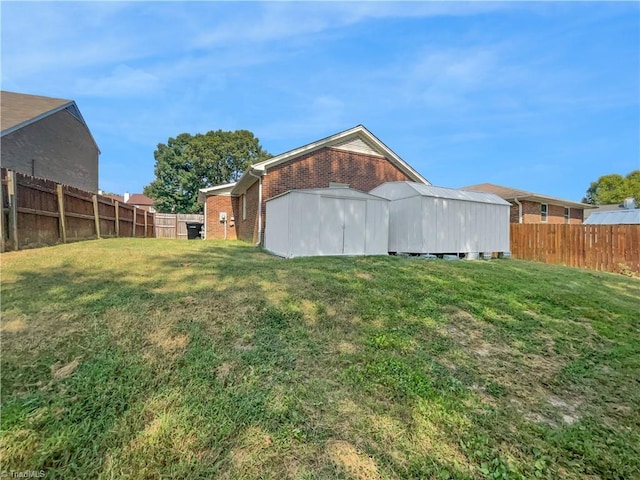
(203, 199, 207, 239)
(247, 167, 264, 245)
(513, 197, 522, 223)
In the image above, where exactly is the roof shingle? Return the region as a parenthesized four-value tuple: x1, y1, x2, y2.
(1, 91, 72, 133)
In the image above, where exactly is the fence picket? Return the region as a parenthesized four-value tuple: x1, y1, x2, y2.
(511, 224, 639, 275)
(0, 168, 154, 250)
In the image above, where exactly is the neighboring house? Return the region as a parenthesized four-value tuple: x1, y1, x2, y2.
(584, 199, 639, 225)
(124, 193, 156, 213)
(461, 183, 593, 224)
(198, 125, 429, 243)
(1, 91, 100, 192)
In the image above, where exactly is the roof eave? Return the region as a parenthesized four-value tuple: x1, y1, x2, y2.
(508, 194, 594, 209)
(197, 182, 238, 203)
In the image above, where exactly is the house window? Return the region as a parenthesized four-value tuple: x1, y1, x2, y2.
(541, 203, 548, 222)
(242, 194, 247, 221)
(564, 207, 570, 224)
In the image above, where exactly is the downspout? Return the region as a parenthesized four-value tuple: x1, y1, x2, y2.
(203, 195, 207, 239)
(513, 197, 522, 223)
(247, 168, 263, 245)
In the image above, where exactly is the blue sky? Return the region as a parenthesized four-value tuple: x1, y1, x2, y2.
(2, 2, 638, 201)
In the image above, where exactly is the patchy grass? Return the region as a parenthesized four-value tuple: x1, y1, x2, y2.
(1, 238, 639, 479)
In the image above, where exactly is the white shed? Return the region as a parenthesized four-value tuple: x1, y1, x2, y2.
(264, 188, 389, 258)
(369, 182, 510, 256)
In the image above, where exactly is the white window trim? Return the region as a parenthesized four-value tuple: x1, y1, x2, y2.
(541, 203, 548, 223)
(564, 207, 570, 224)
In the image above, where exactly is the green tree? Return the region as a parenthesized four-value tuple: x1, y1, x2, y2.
(144, 130, 271, 213)
(625, 170, 640, 202)
(582, 170, 639, 205)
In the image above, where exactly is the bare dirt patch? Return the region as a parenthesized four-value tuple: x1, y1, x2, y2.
(299, 299, 318, 325)
(325, 440, 382, 480)
(1, 318, 27, 333)
(51, 356, 82, 380)
(147, 328, 189, 355)
(355, 272, 373, 280)
(336, 341, 358, 355)
(215, 361, 235, 384)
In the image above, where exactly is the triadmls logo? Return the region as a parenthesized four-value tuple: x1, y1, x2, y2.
(0, 471, 46, 478)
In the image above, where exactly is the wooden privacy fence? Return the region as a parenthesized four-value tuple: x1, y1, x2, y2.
(155, 213, 204, 239)
(510, 224, 640, 275)
(1, 169, 154, 252)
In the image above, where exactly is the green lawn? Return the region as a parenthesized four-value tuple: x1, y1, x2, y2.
(1, 239, 639, 479)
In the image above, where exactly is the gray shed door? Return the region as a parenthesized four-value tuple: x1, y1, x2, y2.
(319, 197, 366, 255)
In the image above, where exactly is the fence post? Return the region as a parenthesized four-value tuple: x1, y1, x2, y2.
(56, 184, 67, 243)
(7, 170, 19, 250)
(92, 194, 101, 239)
(0, 174, 5, 253)
(143, 211, 148, 238)
(132, 207, 137, 237)
(115, 201, 120, 237)
(0, 173, 5, 253)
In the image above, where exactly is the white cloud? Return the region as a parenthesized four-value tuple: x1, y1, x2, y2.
(192, 2, 512, 48)
(74, 65, 162, 98)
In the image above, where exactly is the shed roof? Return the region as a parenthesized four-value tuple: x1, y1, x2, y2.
(371, 182, 511, 206)
(266, 187, 386, 203)
(583, 209, 640, 225)
(583, 203, 630, 219)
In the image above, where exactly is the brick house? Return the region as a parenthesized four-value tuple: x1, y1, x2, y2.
(125, 193, 156, 213)
(1, 91, 100, 192)
(461, 183, 593, 224)
(198, 125, 429, 243)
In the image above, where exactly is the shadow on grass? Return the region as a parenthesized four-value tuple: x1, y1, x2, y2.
(1, 240, 639, 479)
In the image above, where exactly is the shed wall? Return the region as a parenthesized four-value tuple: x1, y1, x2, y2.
(264, 190, 388, 257)
(384, 191, 509, 254)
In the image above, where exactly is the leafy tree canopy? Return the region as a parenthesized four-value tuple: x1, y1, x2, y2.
(582, 170, 640, 205)
(144, 130, 271, 213)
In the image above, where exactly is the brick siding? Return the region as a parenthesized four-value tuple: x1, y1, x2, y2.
(1, 109, 99, 192)
(205, 195, 237, 240)
(236, 181, 261, 243)
(205, 146, 415, 242)
(509, 200, 584, 224)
